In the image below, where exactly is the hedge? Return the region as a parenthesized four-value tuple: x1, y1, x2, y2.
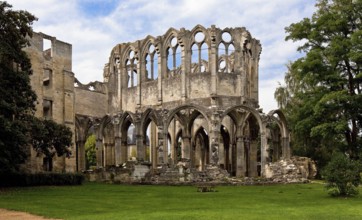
(0, 172, 85, 187)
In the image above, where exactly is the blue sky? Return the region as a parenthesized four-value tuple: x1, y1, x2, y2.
(10, 0, 316, 112)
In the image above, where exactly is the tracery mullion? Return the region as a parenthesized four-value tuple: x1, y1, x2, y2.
(198, 44, 201, 72)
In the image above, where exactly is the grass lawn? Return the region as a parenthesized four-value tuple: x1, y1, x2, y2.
(0, 182, 361, 220)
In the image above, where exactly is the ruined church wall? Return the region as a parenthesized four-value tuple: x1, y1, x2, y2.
(162, 75, 182, 103)
(122, 87, 137, 112)
(24, 32, 76, 173)
(74, 88, 107, 118)
(217, 74, 240, 97)
(188, 73, 211, 99)
(140, 80, 158, 107)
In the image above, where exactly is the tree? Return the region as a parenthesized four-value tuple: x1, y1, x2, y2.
(275, 0, 362, 170)
(0, 1, 37, 173)
(30, 118, 72, 160)
(322, 153, 361, 197)
(85, 134, 96, 169)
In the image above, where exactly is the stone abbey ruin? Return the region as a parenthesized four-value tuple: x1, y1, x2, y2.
(24, 25, 316, 183)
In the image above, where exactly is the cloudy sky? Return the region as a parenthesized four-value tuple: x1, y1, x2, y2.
(9, 0, 316, 112)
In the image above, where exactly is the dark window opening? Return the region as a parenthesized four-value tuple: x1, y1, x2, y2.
(43, 99, 52, 120)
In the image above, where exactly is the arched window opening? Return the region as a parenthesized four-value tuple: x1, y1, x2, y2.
(227, 44, 235, 73)
(191, 41, 208, 73)
(132, 70, 138, 87)
(176, 135, 182, 162)
(146, 54, 151, 80)
(127, 123, 136, 160)
(175, 45, 181, 71)
(167, 47, 173, 72)
(167, 134, 171, 161)
(243, 116, 261, 177)
(219, 59, 226, 72)
(126, 50, 138, 88)
(193, 127, 209, 171)
(145, 120, 158, 162)
(200, 43, 208, 72)
(218, 43, 226, 72)
(167, 36, 182, 77)
(191, 44, 198, 73)
(146, 44, 158, 80)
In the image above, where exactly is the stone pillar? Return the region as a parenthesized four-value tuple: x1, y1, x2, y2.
(282, 137, 290, 159)
(159, 49, 167, 103)
(149, 123, 157, 166)
(180, 38, 187, 99)
(136, 134, 145, 161)
(110, 144, 115, 165)
(209, 111, 221, 165)
(136, 57, 141, 107)
(76, 140, 86, 171)
(96, 139, 103, 168)
(210, 25, 217, 96)
(114, 137, 121, 165)
(163, 131, 169, 164)
(218, 141, 225, 168)
(236, 136, 246, 177)
(117, 64, 122, 111)
(249, 140, 258, 177)
(182, 135, 191, 160)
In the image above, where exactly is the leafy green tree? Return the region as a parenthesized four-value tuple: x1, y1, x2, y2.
(275, 0, 362, 170)
(0, 1, 37, 173)
(30, 118, 72, 160)
(85, 134, 96, 169)
(322, 153, 361, 197)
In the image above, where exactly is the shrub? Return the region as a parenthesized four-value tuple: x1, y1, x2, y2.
(322, 153, 361, 197)
(0, 172, 85, 187)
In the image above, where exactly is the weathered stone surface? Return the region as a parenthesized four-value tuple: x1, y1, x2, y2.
(264, 157, 316, 183)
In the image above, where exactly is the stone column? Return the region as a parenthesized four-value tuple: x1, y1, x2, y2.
(236, 136, 246, 177)
(117, 64, 122, 111)
(114, 137, 121, 165)
(210, 25, 218, 96)
(249, 140, 258, 177)
(150, 123, 157, 166)
(182, 135, 191, 160)
(136, 57, 141, 107)
(136, 134, 145, 161)
(76, 139, 86, 171)
(218, 141, 225, 168)
(158, 49, 166, 103)
(180, 39, 187, 99)
(110, 144, 115, 165)
(209, 111, 221, 165)
(96, 139, 103, 168)
(282, 137, 290, 159)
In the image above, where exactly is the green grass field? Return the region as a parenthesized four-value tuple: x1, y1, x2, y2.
(0, 182, 361, 220)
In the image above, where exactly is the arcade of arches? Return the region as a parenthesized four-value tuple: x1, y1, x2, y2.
(75, 25, 290, 178)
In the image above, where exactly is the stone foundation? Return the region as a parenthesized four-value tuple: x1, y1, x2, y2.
(84, 157, 316, 185)
(264, 156, 317, 183)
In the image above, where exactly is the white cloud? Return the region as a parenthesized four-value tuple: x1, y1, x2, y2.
(9, 0, 316, 112)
